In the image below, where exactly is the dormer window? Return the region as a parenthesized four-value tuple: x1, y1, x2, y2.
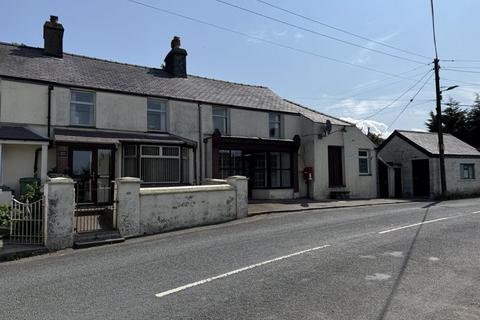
(70, 90, 95, 126)
(147, 99, 168, 131)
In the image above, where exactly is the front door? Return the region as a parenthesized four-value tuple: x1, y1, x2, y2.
(71, 147, 114, 205)
(412, 159, 430, 197)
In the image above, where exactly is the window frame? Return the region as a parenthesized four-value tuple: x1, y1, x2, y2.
(358, 149, 371, 175)
(140, 145, 181, 184)
(460, 163, 475, 180)
(147, 98, 169, 132)
(70, 89, 95, 127)
(269, 113, 283, 139)
(122, 145, 138, 177)
(212, 106, 229, 135)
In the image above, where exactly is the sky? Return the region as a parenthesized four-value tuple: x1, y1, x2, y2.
(1, 0, 480, 137)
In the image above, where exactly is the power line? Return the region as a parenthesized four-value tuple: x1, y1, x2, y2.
(362, 69, 433, 120)
(443, 68, 480, 74)
(430, 0, 439, 59)
(385, 72, 434, 132)
(126, 0, 426, 80)
(255, 0, 431, 60)
(443, 77, 480, 87)
(214, 0, 428, 65)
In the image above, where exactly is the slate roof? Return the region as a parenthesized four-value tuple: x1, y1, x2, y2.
(0, 126, 48, 142)
(380, 130, 480, 157)
(0, 42, 350, 126)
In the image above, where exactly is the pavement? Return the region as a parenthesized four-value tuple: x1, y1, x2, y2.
(248, 198, 411, 215)
(0, 236, 47, 262)
(1, 198, 480, 319)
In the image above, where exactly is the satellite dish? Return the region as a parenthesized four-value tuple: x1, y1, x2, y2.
(325, 120, 332, 134)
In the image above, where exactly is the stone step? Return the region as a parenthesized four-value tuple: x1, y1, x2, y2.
(73, 230, 125, 249)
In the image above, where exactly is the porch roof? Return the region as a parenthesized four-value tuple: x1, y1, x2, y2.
(53, 128, 197, 147)
(0, 126, 48, 144)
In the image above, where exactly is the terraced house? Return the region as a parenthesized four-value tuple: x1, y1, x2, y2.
(0, 16, 377, 207)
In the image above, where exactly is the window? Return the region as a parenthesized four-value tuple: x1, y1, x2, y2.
(460, 163, 475, 179)
(219, 150, 242, 178)
(213, 106, 228, 135)
(269, 113, 282, 138)
(147, 99, 168, 131)
(270, 152, 291, 187)
(358, 149, 371, 175)
(70, 90, 95, 126)
(123, 145, 137, 177)
(140, 145, 180, 183)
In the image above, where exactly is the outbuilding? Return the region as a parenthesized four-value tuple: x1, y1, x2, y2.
(377, 130, 480, 198)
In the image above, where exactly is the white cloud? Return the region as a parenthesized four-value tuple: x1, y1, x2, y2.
(410, 128, 427, 132)
(341, 117, 391, 138)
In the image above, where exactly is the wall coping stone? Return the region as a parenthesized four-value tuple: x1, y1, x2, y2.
(140, 184, 233, 195)
(116, 177, 142, 183)
(47, 177, 74, 184)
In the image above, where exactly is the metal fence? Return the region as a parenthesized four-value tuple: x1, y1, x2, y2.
(74, 205, 115, 233)
(9, 198, 44, 245)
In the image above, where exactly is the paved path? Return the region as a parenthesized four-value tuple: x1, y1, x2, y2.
(1, 198, 479, 319)
(248, 198, 411, 215)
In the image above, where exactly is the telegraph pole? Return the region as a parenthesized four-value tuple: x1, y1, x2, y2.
(434, 58, 447, 197)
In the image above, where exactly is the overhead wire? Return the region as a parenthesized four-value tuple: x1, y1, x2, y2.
(362, 69, 434, 120)
(255, 0, 431, 60)
(384, 72, 435, 132)
(126, 0, 427, 80)
(214, 0, 429, 65)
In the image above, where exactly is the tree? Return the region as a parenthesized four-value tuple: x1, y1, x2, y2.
(426, 98, 470, 143)
(466, 94, 480, 148)
(367, 132, 384, 146)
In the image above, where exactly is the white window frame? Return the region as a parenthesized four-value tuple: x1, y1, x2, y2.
(212, 106, 229, 135)
(358, 149, 371, 175)
(269, 113, 282, 138)
(70, 89, 95, 126)
(139, 145, 181, 184)
(460, 163, 475, 180)
(147, 98, 168, 132)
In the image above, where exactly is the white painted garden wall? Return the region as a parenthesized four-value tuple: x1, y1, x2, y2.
(115, 176, 248, 238)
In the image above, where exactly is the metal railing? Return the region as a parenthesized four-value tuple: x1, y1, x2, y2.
(74, 205, 114, 233)
(9, 198, 44, 245)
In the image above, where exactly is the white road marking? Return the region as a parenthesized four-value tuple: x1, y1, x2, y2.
(379, 210, 480, 234)
(383, 251, 404, 258)
(379, 217, 452, 234)
(428, 257, 440, 261)
(155, 244, 330, 298)
(365, 273, 391, 281)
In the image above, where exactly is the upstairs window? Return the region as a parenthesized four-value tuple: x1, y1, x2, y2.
(212, 106, 228, 135)
(460, 163, 475, 179)
(358, 149, 371, 175)
(269, 113, 282, 138)
(147, 99, 168, 131)
(70, 90, 95, 126)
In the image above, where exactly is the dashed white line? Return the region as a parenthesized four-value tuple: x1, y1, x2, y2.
(379, 210, 480, 234)
(155, 244, 330, 298)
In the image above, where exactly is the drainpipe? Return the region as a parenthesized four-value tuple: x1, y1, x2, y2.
(34, 148, 41, 178)
(193, 146, 197, 185)
(47, 85, 53, 141)
(197, 102, 203, 184)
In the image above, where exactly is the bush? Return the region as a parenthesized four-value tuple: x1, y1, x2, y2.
(20, 182, 42, 203)
(0, 204, 11, 227)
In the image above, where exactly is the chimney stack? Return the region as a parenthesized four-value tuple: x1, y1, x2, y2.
(164, 36, 187, 78)
(43, 15, 64, 58)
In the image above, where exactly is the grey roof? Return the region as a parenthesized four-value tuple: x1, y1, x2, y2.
(0, 42, 349, 126)
(0, 126, 48, 142)
(397, 130, 480, 156)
